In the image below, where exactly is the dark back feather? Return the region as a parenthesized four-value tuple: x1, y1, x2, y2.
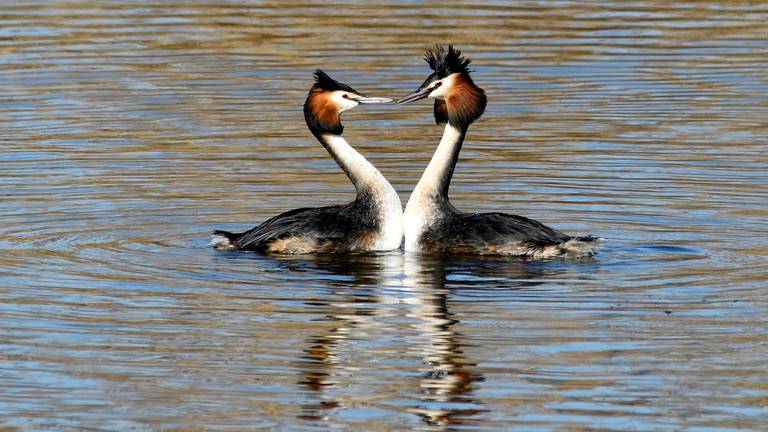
(228, 197, 379, 251)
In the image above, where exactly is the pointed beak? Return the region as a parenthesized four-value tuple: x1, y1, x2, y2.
(349, 95, 392, 104)
(397, 87, 432, 104)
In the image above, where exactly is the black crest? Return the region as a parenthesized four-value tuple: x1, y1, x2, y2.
(313, 69, 359, 94)
(424, 45, 472, 78)
(421, 46, 485, 128)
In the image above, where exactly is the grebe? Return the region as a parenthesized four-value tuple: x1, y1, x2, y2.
(212, 70, 402, 254)
(398, 45, 598, 258)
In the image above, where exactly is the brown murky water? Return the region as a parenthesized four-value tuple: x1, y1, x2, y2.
(2, 1, 767, 430)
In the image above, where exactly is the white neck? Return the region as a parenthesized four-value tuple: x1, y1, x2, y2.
(403, 124, 466, 251)
(408, 124, 465, 201)
(321, 134, 403, 250)
(321, 134, 389, 196)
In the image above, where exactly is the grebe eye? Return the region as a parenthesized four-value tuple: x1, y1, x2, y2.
(342, 94, 349, 99)
(433, 81, 442, 89)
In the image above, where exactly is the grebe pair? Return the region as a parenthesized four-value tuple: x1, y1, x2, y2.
(213, 46, 598, 258)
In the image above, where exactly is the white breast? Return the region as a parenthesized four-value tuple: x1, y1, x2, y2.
(403, 124, 464, 252)
(322, 134, 403, 251)
(403, 194, 438, 252)
(371, 184, 404, 250)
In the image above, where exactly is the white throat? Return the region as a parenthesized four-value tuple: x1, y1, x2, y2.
(403, 124, 465, 251)
(322, 134, 403, 250)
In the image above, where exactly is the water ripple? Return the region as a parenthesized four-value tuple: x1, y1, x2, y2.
(1, 0, 767, 429)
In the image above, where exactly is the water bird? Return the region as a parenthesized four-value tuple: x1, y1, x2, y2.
(212, 70, 402, 253)
(398, 45, 598, 258)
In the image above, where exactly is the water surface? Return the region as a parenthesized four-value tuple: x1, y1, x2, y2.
(1, 1, 767, 430)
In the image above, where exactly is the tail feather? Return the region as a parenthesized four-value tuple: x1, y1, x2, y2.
(210, 230, 239, 250)
(561, 236, 601, 258)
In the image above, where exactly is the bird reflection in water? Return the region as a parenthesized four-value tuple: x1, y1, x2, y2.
(401, 254, 485, 427)
(285, 252, 544, 427)
(294, 252, 404, 421)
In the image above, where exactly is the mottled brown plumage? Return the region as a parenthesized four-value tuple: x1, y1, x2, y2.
(433, 99, 448, 125)
(306, 89, 342, 136)
(443, 73, 486, 128)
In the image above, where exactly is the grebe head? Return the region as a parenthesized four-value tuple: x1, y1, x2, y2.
(304, 69, 391, 136)
(398, 45, 486, 128)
